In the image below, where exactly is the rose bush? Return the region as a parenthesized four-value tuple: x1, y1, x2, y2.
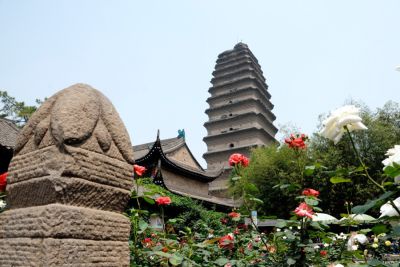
(127, 102, 400, 266)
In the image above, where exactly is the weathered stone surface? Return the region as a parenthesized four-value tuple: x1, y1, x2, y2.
(8, 146, 133, 192)
(13, 83, 134, 164)
(7, 176, 130, 211)
(1, 84, 134, 266)
(0, 238, 129, 267)
(0, 204, 130, 240)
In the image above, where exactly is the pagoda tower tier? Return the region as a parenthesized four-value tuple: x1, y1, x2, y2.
(203, 43, 277, 171)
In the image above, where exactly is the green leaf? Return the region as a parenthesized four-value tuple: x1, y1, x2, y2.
(142, 196, 155, 205)
(287, 258, 296, 265)
(384, 164, 400, 178)
(214, 257, 229, 266)
(310, 221, 324, 230)
(371, 224, 388, 235)
(313, 206, 322, 212)
(305, 198, 319, 206)
(352, 191, 394, 214)
(359, 228, 372, 234)
(152, 251, 172, 258)
(330, 176, 352, 184)
(391, 225, 400, 237)
(351, 201, 377, 214)
(231, 176, 241, 181)
(138, 220, 148, 232)
(367, 258, 386, 266)
(275, 219, 287, 228)
(169, 254, 183, 266)
(304, 165, 316, 176)
(248, 197, 264, 204)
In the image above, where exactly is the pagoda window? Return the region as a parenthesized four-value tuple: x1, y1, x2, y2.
(229, 143, 234, 148)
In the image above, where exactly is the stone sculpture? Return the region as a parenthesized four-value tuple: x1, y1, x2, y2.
(0, 84, 134, 266)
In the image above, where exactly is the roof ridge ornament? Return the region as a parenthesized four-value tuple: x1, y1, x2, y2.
(177, 129, 185, 139)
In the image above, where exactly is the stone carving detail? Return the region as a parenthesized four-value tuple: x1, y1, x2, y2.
(0, 84, 134, 266)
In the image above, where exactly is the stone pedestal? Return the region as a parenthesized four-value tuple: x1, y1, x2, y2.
(0, 84, 134, 266)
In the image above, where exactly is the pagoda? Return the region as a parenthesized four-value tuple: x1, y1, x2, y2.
(203, 43, 277, 171)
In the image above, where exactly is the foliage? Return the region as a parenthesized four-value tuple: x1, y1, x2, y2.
(0, 90, 43, 126)
(241, 101, 400, 218)
(239, 144, 313, 219)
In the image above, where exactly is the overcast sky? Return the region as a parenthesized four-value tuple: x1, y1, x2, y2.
(1, 1, 399, 168)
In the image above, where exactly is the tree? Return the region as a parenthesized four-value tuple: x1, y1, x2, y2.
(0, 91, 42, 127)
(241, 101, 400, 218)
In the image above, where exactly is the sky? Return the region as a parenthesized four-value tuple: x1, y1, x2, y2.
(1, 1, 399, 168)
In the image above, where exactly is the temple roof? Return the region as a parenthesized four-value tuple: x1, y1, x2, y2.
(133, 136, 187, 160)
(0, 118, 19, 148)
(133, 133, 223, 181)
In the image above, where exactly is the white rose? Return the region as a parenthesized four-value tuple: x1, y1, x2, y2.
(382, 145, 400, 168)
(354, 234, 368, 244)
(320, 105, 367, 144)
(380, 196, 400, 217)
(335, 264, 344, 267)
(0, 200, 5, 209)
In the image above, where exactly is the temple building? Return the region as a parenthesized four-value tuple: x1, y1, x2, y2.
(133, 131, 235, 207)
(0, 118, 19, 174)
(203, 42, 278, 171)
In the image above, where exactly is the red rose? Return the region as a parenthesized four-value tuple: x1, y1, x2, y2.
(0, 172, 7, 192)
(228, 153, 249, 167)
(294, 202, 314, 219)
(302, 188, 320, 197)
(320, 250, 328, 257)
(219, 233, 234, 249)
(285, 134, 307, 149)
(143, 238, 152, 243)
(228, 211, 241, 218)
(155, 196, 172, 205)
(162, 247, 169, 253)
(233, 228, 240, 235)
(133, 164, 146, 176)
(220, 218, 228, 224)
(241, 156, 249, 167)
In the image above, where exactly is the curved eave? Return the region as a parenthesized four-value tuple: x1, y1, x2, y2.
(216, 47, 262, 70)
(203, 145, 253, 158)
(135, 140, 222, 182)
(203, 127, 277, 142)
(211, 66, 266, 84)
(205, 98, 277, 122)
(204, 112, 279, 134)
(167, 187, 236, 207)
(208, 76, 271, 99)
(206, 86, 274, 109)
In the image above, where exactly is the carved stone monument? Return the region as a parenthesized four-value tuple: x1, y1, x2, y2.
(0, 84, 134, 266)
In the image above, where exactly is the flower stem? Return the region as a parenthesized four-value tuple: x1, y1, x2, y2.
(161, 206, 165, 234)
(345, 127, 400, 216)
(345, 127, 385, 191)
(134, 175, 142, 210)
